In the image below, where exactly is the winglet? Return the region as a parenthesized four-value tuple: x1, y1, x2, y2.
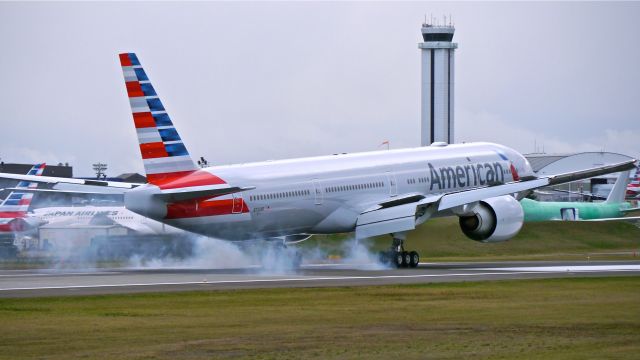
(606, 170, 631, 203)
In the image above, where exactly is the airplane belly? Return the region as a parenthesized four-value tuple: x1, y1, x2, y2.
(164, 204, 328, 241)
(166, 213, 256, 240)
(252, 205, 324, 235)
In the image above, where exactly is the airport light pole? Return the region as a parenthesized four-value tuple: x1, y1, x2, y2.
(92, 162, 107, 179)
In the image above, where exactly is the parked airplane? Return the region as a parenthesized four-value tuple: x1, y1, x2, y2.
(0, 53, 635, 268)
(627, 167, 640, 198)
(0, 164, 46, 235)
(522, 170, 640, 222)
(32, 206, 184, 235)
(1, 164, 184, 236)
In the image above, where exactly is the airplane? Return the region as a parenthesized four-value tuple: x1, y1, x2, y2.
(31, 206, 185, 235)
(0, 52, 635, 268)
(627, 166, 640, 198)
(0, 166, 185, 236)
(521, 170, 640, 222)
(0, 163, 46, 236)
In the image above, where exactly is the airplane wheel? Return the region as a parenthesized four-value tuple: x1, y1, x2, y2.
(394, 251, 405, 268)
(409, 251, 419, 268)
(403, 251, 411, 268)
(378, 251, 389, 264)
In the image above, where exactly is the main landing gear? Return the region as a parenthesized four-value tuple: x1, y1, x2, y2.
(378, 233, 419, 268)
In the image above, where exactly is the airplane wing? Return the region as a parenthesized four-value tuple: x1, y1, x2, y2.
(0, 172, 139, 190)
(355, 159, 637, 239)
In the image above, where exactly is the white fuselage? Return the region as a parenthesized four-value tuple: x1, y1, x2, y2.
(126, 142, 534, 241)
(32, 206, 184, 235)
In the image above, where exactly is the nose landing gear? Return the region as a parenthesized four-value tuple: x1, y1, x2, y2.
(378, 233, 420, 268)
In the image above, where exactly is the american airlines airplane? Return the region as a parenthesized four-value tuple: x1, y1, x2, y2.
(627, 167, 640, 198)
(0, 163, 46, 235)
(0, 53, 635, 268)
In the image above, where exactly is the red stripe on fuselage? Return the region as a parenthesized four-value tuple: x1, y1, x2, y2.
(133, 112, 156, 128)
(0, 218, 28, 233)
(166, 198, 249, 219)
(147, 170, 226, 189)
(119, 53, 132, 66)
(140, 142, 169, 159)
(0, 212, 24, 218)
(126, 81, 144, 97)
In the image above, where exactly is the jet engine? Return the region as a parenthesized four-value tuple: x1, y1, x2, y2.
(458, 195, 524, 243)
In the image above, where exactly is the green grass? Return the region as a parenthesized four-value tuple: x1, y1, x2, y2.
(304, 218, 640, 261)
(1, 277, 639, 359)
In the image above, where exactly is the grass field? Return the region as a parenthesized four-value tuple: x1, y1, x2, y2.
(0, 277, 639, 359)
(304, 218, 640, 262)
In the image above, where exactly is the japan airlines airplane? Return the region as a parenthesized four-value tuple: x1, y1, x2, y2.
(1, 164, 183, 236)
(0, 53, 635, 268)
(32, 206, 184, 235)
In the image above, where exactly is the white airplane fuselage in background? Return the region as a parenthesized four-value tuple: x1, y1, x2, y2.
(126, 142, 532, 241)
(32, 206, 184, 235)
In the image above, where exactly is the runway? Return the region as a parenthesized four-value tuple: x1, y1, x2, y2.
(1, 260, 639, 298)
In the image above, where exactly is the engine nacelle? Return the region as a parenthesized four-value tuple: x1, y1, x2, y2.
(458, 195, 524, 243)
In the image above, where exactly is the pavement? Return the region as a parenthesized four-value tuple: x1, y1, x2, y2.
(0, 260, 639, 298)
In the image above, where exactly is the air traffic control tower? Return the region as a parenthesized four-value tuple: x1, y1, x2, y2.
(419, 22, 457, 146)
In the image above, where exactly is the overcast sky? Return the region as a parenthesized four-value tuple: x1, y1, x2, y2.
(1, 2, 638, 177)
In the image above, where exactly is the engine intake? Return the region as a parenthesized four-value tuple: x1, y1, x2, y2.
(459, 195, 524, 243)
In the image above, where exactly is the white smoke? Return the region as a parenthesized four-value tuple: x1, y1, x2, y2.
(126, 234, 389, 272)
(127, 235, 254, 269)
(340, 237, 390, 270)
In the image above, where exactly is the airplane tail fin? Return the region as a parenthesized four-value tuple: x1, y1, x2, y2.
(0, 163, 45, 217)
(119, 53, 198, 186)
(606, 170, 630, 203)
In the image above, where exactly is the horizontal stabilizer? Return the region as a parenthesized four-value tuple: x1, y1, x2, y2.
(154, 185, 256, 202)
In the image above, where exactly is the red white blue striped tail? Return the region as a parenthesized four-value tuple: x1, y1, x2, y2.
(0, 163, 45, 217)
(119, 53, 198, 186)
